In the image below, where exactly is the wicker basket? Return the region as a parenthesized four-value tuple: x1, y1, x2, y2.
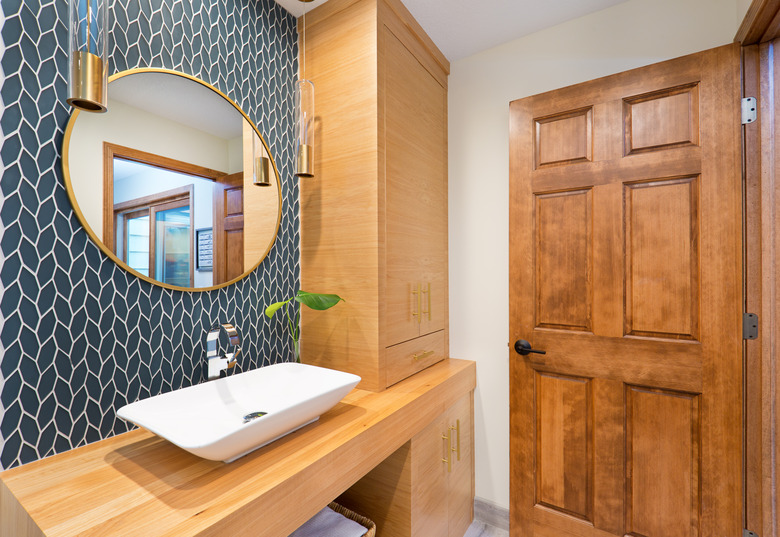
(328, 502, 376, 537)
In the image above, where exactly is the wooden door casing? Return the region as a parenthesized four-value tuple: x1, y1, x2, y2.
(742, 37, 780, 537)
(509, 45, 743, 537)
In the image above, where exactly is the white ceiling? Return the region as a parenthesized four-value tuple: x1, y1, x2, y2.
(274, 0, 630, 61)
(110, 72, 243, 140)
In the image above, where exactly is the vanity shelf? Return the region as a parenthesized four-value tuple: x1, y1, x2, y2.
(0, 359, 475, 537)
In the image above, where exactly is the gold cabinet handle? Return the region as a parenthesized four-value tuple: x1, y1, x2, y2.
(411, 283, 422, 323)
(413, 350, 434, 361)
(450, 420, 461, 462)
(442, 433, 451, 473)
(421, 283, 431, 321)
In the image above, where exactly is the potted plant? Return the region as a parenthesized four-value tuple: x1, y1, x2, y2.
(265, 290, 344, 362)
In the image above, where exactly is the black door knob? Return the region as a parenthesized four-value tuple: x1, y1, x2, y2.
(514, 339, 546, 356)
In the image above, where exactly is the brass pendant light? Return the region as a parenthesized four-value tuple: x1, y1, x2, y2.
(254, 155, 272, 187)
(67, 0, 108, 113)
(295, 0, 315, 178)
(253, 132, 272, 187)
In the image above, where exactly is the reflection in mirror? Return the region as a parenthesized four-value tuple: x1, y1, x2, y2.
(63, 69, 281, 290)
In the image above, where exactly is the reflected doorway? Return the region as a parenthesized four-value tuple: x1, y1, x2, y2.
(102, 142, 240, 288)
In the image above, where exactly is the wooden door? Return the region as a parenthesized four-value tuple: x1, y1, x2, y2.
(384, 26, 448, 346)
(509, 45, 742, 537)
(213, 172, 244, 284)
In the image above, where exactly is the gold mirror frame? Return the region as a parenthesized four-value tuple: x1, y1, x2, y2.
(61, 68, 282, 292)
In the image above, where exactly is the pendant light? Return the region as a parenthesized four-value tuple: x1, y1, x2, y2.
(253, 133, 272, 187)
(295, 0, 315, 178)
(254, 155, 272, 187)
(67, 0, 108, 113)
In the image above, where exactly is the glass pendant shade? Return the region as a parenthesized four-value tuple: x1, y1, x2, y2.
(294, 79, 315, 178)
(67, 0, 108, 113)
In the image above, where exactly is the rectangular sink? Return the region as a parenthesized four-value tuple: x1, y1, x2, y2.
(117, 362, 361, 462)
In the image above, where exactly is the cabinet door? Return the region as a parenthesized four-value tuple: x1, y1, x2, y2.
(447, 392, 474, 537)
(411, 414, 450, 537)
(384, 26, 448, 346)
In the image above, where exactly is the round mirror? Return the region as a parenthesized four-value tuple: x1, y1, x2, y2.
(62, 68, 282, 291)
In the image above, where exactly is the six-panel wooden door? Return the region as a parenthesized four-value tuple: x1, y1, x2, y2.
(509, 44, 743, 537)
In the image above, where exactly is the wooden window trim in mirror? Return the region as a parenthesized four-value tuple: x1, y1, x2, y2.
(103, 142, 224, 253)
(113, 184, 195, 288)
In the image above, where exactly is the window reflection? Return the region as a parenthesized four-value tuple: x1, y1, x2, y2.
(113, 158, 214, 287)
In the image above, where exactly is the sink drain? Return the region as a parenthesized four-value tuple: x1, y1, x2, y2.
(242, 411, 267, 424)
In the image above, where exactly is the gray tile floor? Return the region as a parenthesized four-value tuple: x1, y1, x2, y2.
(462, 520, 509, 537)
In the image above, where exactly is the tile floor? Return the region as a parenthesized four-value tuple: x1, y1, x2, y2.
(463, 520, 509, 537)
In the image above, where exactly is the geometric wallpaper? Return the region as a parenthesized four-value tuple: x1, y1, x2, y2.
(0, 0, 299, 469)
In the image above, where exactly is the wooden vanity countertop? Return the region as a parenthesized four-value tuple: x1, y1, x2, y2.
(0, 358, 475, 537)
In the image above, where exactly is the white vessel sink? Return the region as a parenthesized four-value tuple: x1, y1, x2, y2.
(117, 362, 361, 462)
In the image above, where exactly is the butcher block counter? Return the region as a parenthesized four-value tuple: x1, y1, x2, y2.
(0, 359, 476, 537)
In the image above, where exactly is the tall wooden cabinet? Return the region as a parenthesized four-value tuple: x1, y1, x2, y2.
(337, 391, 474, 537)
(300, 0, 449, 391)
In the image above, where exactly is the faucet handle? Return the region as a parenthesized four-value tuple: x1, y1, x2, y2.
(205, 322, 241, 380)
(220, 323, 240, 347)
(225, 350, 240, 369)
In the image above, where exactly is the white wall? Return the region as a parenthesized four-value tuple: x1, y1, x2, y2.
(448, 0, 748, 510)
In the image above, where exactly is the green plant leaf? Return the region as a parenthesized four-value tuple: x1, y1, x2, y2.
(294, 290, 344, 311)
(265, 299, 291, 318)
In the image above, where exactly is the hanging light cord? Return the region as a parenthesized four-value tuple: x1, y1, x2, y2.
(302, 3, 306, 79)
(87, 0, 92, 54)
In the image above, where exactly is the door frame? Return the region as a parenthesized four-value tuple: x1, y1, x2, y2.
(737, 2, 780, 534)
(741, 40, 780, 537)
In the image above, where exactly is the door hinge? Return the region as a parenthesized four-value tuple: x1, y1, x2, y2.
(743, 313, 759, 340)
(742, 97, 757, 124)
(744, 529, 758, 537)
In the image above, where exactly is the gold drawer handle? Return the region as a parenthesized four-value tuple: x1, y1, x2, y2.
(413, 350, 434, 361)
(442, 433, 451, 473)
(450, 420, 461, 461)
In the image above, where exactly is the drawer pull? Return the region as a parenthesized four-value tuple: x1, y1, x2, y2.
(413, 350, 434, 361)
(450, 420, 461, 461)
(442, 433, 451, 473)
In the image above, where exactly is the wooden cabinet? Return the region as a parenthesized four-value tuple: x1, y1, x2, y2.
(337, 391, 474, 537)
(300, 0, 449, 391)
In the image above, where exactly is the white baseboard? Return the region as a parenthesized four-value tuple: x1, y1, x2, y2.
(473, 497, 509, 531)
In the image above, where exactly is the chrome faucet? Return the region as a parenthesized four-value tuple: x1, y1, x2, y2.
(205, 322, 241, 380)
